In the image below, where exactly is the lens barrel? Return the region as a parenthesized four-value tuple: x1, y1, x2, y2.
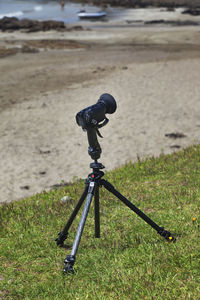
(76, 93, 117, 129)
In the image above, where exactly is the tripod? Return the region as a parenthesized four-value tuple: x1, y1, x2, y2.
(55, 160, 175, 274)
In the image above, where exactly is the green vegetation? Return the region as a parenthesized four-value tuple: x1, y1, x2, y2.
(0, 145, 199, 299)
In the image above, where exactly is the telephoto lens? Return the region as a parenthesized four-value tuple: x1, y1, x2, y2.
(76, 93, 117, 129)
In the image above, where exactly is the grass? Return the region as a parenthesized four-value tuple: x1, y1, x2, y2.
(0, 145, 200, 299)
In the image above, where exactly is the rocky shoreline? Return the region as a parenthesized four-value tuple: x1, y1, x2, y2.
(72, 0, 200, 8)
(0, 17, 83, 33)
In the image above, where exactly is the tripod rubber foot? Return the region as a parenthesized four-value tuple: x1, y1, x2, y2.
(158, 227, 176, 242)
(55, 232, 68, 246)
(63, 255, 75, 275)
(63, 264, 75, 274)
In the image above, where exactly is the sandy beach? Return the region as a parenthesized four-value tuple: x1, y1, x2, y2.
(1, 16, 200, 203)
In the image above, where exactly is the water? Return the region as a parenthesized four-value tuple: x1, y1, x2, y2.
(0, 0, 112, 24)
(0, 1, 189, 26)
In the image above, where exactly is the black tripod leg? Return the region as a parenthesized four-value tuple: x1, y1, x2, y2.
(63, 181, 96, 274)
(94, 185, 100, 238)
(55, 180, 89, 246)
(101, 179, 175, 241)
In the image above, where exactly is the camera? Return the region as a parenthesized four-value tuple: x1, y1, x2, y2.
(76, 93, 117, 130)
(76, 93, 117, 160)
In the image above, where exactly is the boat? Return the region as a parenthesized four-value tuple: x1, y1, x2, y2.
(77, 10, 106, 20)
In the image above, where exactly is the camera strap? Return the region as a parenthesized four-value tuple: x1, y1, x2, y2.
(97, 117, 109, 129)
(96, 117, 109, 138)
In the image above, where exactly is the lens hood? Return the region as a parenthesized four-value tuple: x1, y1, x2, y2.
(98, 93, 117, 114)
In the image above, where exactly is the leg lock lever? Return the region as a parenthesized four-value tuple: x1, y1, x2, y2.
(55, 231, 68, 246)
(63, 255, 75, 274)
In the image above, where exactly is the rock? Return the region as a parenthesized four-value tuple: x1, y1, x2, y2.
(0, 46, 19, 58)
(182, 8, 200, 16)
(61, 195, 72, 203)
(145, 20, 200, 26)
(170, 145, 181, 148)
(21, 45, 39, 53)
(39, 148, 51, 154)
(0, 17, 20, 31)
(20, 185, 30, 190)
(145, 19, 165, 24)
(39, 171, 46, 175)
(0, 17, 66, 32)
(165, 132, 187, 139)
(72, 0, 200, 9)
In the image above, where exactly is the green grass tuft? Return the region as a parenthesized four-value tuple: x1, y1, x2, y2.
(0, 145, 200, 299)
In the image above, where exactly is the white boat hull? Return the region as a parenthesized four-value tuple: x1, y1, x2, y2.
(78, 11, 106, 19)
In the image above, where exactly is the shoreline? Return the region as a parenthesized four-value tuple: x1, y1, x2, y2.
(1, 22, 200, 204)
(1, 4, 200, 29)
(72, 0, 200, 9)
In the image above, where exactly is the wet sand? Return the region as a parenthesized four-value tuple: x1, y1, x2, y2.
(1, 23, 200, 203)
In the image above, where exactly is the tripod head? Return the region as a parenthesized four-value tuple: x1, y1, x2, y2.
(76, 93, 117, 160)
